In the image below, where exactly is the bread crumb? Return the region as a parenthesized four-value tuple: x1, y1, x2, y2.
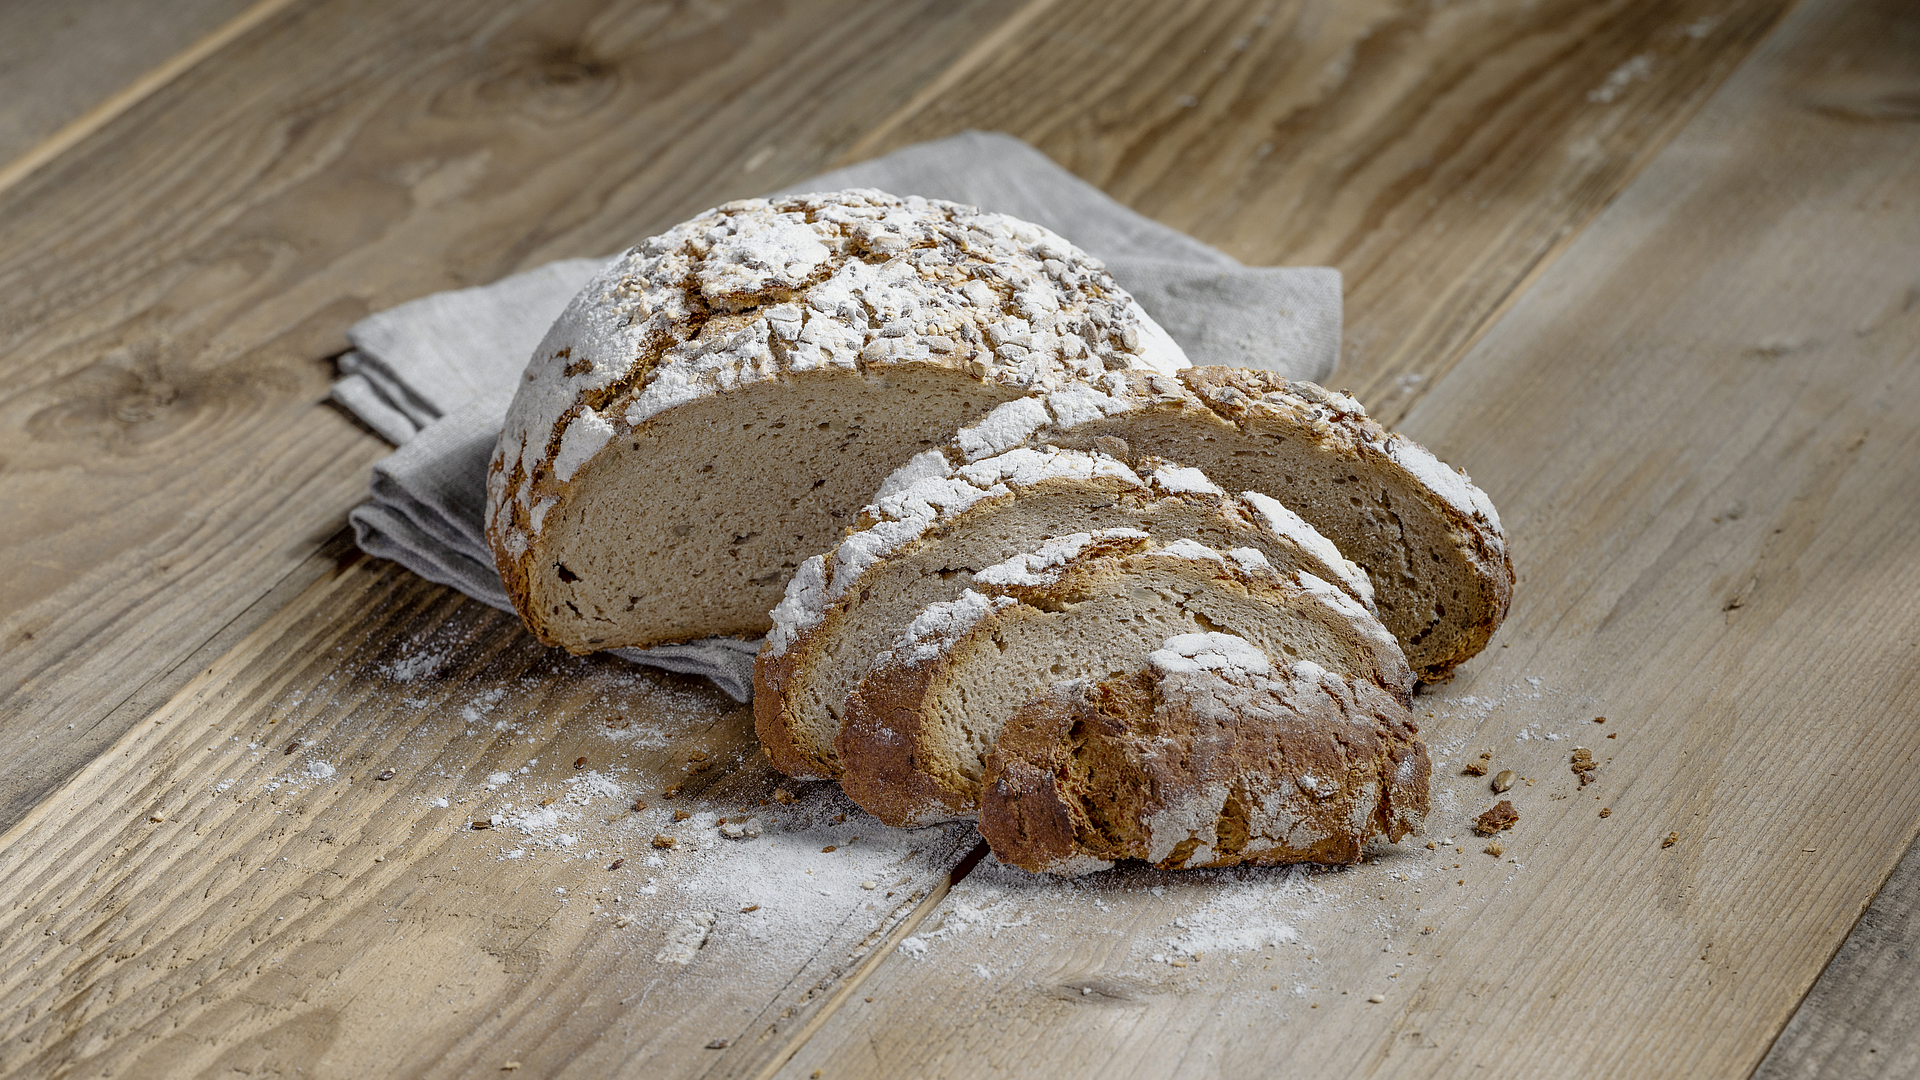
(653, 834, 678, 849)
(773, 788, 798, 805)
(1462, 761, 1489, 777)
(673, 809, 692, 822)
(1473, 801, 1519, 835)
(1599, 808, 1612, 818)
(1485, 841, 1506, 857)
(501, 1064, 521, 1072)
(821, 845, 837, 853)
(742, 904, 759, 913)
(1663, 831, 1679, 848)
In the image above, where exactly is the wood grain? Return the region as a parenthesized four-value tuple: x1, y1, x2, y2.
(0, 0, 260, 174)
(0, 0, 1030, 833)
(1754, 832, 1920, 1079)
(777, 0, 1920, 1075)
(0, 555, 980, 1079)
(841, 0, 1797, 424)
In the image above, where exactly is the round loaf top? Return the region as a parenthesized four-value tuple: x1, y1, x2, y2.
(486, 189, 1189, 562)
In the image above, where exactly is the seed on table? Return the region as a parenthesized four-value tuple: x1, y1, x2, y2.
(471, 820, 490, 830)
(608, 858, 625, 871)
(574, 756, 588, 770)
(376, 769, 395, 781)
(284, 741, 300, 755)
(822, 845, 837, 853)
(1491, 770, 1516, 793)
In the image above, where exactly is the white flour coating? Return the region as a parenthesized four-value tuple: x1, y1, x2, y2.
(1148, 632, 1274, 677)
(955, 397, 1051, 461)
(763, 446, 1141, 659)
(487, 189, 1191, 555)
(1145, 464, 1224, 496)
(1240, 491, 1375, 612)
(1381, 437, 1504, 534)
(765, 555, 829, 657)
(973, 529, 1151, 588)
(1292, 571, 1413, 695)
(877, 590, 1018, 667)
(1226, 546, 1273, 575)
(1148, 537, 1229, 565)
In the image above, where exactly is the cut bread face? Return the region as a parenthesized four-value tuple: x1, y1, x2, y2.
(485, 190, 1188, 653)
(979, 632, 1430, 876)
(755, 446, 1373, 780)
(835, 536, 1414, 827)
(937, 367, 1512, 681)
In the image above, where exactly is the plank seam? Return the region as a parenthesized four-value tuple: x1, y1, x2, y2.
(835, 0, 1061, 165)
(740, 841, 992, 1080)
(0, 0, 309, 201)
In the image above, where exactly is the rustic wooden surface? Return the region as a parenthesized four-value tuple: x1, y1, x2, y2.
(1755, 831, 1920, 1079)
(0, 554, 981, 1078)
(6, 0, 1919, 1076)
(778, 0, 1920, 1076)
(0, 0, 1788, 838)
(845, 0, 1799, 424)
(0, 0, 260, 171)
(0, 0, 1031, 833)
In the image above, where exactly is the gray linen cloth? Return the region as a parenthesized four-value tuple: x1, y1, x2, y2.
(336, 131, 1343, 702)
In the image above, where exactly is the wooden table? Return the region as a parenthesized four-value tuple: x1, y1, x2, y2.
(3, 0, 1917, 1076)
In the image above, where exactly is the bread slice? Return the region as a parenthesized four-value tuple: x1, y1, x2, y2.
(978, 632, 1430, 875)
(484, 190, 1188, 653)
(835, 536, 1413, 827)
(932, 367, 1512, 681)
(754, 446, 1373, 780)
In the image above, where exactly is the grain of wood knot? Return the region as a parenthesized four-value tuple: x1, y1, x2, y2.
(472, 40, 619, 122)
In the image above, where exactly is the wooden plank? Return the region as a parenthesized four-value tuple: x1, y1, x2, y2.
(0, 0, 261, 174)
(775, 0, 1920, 1076)
(1754, 831, 1920, 1079)
(0, 0, 1031, 833)
(838, 0, 1798, 424)
(0, 556, 979, 1078)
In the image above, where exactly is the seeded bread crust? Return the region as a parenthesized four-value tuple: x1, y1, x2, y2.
(835, 538, 1414, 827)
(978, 637, 1430, 875)
(930, 366, 1512, 681)
(485, 189, 1188, 652)
(754, 446, 1374, 779)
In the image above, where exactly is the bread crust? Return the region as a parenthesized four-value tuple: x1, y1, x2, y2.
(484, 190, 1189, 652)
(753, 447, 1375, 779)
(835, 540, 1413, 827)
(931, 366, 1513, 681)
(979, 650, 1430, 875)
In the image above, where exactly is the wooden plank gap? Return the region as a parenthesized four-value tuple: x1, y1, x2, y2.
(0, 0, 308, 199)
(1365, 0, 1813, 423)
(744, 840, 993, 1080)
(837, 0, 1062, 165)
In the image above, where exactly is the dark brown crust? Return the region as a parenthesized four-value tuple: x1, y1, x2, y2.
(753, 645, 816, 777)
(835, 542, 1413, 828)
(1174, 367, 1514, 681)
(754, 466, 1377, 781)
(979, 662, 1430, 874)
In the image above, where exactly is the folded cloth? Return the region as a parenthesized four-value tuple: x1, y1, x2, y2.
(337, 130, 1344, 702)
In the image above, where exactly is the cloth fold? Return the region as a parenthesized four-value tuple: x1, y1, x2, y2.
(337, 131, 1343, 702)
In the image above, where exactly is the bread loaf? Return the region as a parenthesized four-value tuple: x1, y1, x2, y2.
(484, 190, 1187, 653)
(978, 632, 1430, 875)
(933, 367, 1511, 681)
(754, 446, 1373, 779)
(835, 535, 1413, 827)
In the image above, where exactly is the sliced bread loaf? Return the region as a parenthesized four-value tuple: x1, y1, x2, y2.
(932, 367, 1512, 681)
(754, 446, 1372, 780)
(485, 190, 1188, 653)
(835, 535, 1413, 827)
(978, 632, 1429, 875)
